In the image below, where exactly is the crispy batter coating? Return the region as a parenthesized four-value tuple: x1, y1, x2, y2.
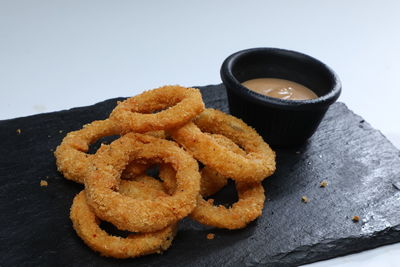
(159, 164, 227, 197)
(160, 164, 265, 229)
(208, 133, 247, 156)
(121, 160, 151, 180)
(70, 177, 178, 258)
(199, 134, 245, 196)
(110, 85, 205, 133)
(160, 133, 243, 196)
(54, 119, 163, 184)
(54, 119, 121, 183)
(84, 133, 201, 233)
(169, 108, 276, 183)
(190, 181, 265, 229)
(160, 131, 264, 229)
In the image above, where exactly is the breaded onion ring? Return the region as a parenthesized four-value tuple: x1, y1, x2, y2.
(84, 133, 200, 233)
(190, 181, 265, 229)
(110, 85, 205, 133)
(70, 177, 178, 258)
(160, 134, 244, 196)
(169, 108, 276, 183)
(160, 164, 265, 229)
(54, 119, 120, 183)
(54, 119, 161, 184)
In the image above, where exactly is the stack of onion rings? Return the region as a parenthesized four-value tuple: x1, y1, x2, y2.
(84, 133, 201, 233)
(159, 133, 266, 229)
(55, 85, 276, 258)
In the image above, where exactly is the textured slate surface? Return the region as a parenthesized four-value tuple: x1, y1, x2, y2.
(1, 84, 400, 267)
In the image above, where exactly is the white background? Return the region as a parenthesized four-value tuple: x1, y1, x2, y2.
(1, 0, 399, 265)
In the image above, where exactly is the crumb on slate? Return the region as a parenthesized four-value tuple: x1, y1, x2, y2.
(16, 129, 21, 134)
(48, 135, 51, 138)
(207, 233, 215, 240)
(320, 180, 328, 188)
(352, 216, 360, 223)
(40, 180, 48, 187)
(59, 130, 63, 133)
(301, 196, 309, 203)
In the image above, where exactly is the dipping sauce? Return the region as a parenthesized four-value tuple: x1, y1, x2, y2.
(241, 78, 318, 100)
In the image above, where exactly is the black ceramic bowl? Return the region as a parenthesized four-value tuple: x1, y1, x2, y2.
(220, 48, 341, 147)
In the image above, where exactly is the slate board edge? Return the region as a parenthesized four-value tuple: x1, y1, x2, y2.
(0, 97, 126, 123)
(2, 84, 397, 153)
(0, 82, 395, 153)
(282, 225, 400, 266)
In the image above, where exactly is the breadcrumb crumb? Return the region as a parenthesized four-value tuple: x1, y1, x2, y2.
(301, 196, 309, 203)
(206, 233, 215, 240)
(320, 180, 328, 188)
(352, 216, 360, 223)
(16, 129, 21, 134)
(40, 180, 48, 187)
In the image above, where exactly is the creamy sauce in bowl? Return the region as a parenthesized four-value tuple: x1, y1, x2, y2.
(241, 78, 318, 100)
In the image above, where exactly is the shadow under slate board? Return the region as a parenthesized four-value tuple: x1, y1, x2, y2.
(0, 84, 400, 267)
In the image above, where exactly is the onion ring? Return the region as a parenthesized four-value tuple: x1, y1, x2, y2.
(159, 133, 246, 197)
(110, 85, 205, 133)
(160, 133, 244, 196)
(84, 133, 200, 233)
(54, 119, 162, 184)
(169, 108, 276, 183)
(70, 177, 178, 258)
(190, 180, 265, 229)
(159, 164, 265, 229)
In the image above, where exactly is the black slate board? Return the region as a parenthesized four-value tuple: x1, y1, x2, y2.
(1, 84, 400, 267)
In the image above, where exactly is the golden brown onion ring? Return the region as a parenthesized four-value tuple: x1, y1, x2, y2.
(159, 133, 246, 196)
(110, 85, 205, 133)
(159, 164, 265, 229)
(169, 108, 276, 183)
(190, 180, 265, 229)
(70, 177, 178, 258)
(54, 119, 121, 183)
(54, 119, 162, 184)
(84, 133, 200, 233)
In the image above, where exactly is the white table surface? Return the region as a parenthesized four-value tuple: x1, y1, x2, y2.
(1, 0, 399, 265)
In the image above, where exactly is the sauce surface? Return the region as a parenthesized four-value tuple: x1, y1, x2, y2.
(241, 78, 318, 100)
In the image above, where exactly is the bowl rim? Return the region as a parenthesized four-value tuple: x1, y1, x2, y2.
(220, 47, 342, 110)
